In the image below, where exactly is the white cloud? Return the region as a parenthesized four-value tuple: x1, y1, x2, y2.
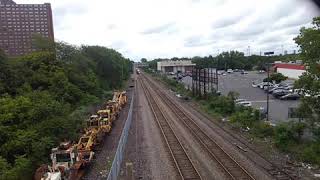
(15, 0, 320, 60)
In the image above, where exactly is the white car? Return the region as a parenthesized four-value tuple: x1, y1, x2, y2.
(259, 82, 273, 89)
(236, 101, 252, 107)
(227, 69, 233, 73)
(235, 99, 246, 103)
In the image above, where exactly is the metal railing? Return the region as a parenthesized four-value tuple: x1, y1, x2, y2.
(107, 89, 135, 180)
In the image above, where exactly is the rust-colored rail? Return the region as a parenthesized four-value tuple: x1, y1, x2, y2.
(143, 74, 255, 180)
(139, 78, 202, 180)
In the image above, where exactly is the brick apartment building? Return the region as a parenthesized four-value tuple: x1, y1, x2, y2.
(0, 0, 54, 56)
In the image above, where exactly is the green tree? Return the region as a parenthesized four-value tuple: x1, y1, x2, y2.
(263, 73, 288, 83)
(31, 34, 55, 53)
(140, 58, 147, 63)
(294, 16, 320, 131)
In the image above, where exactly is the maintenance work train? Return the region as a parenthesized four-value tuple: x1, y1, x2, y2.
(34, 91, 128, 180)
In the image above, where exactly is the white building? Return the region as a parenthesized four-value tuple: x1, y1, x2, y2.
(157, 60, 196, 73)
(273, 63, 306, 79)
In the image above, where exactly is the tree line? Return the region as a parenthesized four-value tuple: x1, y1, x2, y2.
(0, 40, 132, 179)
(146, 51, 299, 71)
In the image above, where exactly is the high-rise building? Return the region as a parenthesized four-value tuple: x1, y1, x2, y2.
(0, 0, 54, 56)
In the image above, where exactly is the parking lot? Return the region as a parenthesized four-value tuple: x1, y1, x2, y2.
(181, 71, 299, 123)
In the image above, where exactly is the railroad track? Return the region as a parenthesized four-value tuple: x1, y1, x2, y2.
(139, 78, 202, 180)
(187, 102, 298, 180)
(142, 74, 255, 180)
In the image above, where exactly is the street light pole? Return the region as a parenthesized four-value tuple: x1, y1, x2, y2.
(266, 63, 270, 121)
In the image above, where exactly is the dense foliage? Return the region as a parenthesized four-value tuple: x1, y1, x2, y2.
(294, 17, 320, 130)
(0, 42, 132, 179)
(290, 16, 320, 165)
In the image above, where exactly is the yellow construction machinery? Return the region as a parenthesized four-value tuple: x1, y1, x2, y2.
(34, 142, 93, 180)
(34, 91, 128, 179)
(105, 101, 120, 118)
(97, 109, 113, 133)
(76, 130, 97, 152)
(112, 91, 127, 108)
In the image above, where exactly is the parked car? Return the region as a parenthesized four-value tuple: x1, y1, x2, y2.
(259, 82, 273, 89)
(280, 93, 300, 100)
(235, 99, 246, 103)
(268, 87, 287, 93)
(236, 101, 252, 107)
(273, 89, 290, 98)
(263, 84, 275, 91)
(169, 72, 175, 75)
(227, 69, 233, 73)
(258, 70, 265, 73)
(251, 81, 258, 87)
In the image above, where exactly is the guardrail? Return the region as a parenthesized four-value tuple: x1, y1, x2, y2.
(107, 88, 135, 180)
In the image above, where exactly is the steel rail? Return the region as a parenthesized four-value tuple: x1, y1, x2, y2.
(139, 78, 202, 180)
(143, 74, 255, 180)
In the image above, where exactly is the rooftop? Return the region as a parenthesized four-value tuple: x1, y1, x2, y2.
(273, 63, 305, 70)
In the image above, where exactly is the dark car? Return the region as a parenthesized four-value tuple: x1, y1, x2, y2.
(280, 93, 300, 100)
(273, 89, 290, 98)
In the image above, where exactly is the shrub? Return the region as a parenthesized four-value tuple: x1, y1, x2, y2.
(252, 122, 274, 138)
(274, 124, 294, 151)
(229, 109, 258, 128)
(302, 143, 320, 164)
(273, 122, 307, 151)
(208, 96, 235, 116)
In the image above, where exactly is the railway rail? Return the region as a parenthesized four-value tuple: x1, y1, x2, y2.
(139, 77, 202, 180)
(142, 74, 256, 180)
(187, 101, 298, 180)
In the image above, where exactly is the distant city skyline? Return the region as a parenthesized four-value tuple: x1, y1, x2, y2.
(12, 0, 320, 60)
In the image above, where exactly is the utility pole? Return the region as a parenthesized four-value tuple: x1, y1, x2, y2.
(266, 63, 270, 121)
(217, 55, 219, 92)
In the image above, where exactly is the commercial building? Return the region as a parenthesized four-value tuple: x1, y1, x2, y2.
(0, 0, 54, 56)
(157, 60, 196, 73)
(273, 63, 306, 79)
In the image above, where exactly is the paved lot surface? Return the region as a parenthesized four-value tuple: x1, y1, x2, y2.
(181, 71, 299, 123)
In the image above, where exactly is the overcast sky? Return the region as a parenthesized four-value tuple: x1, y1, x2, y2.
(15, 0, 320, 61)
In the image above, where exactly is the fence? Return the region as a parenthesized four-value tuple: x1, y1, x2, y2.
(107, 89, 135, 180)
